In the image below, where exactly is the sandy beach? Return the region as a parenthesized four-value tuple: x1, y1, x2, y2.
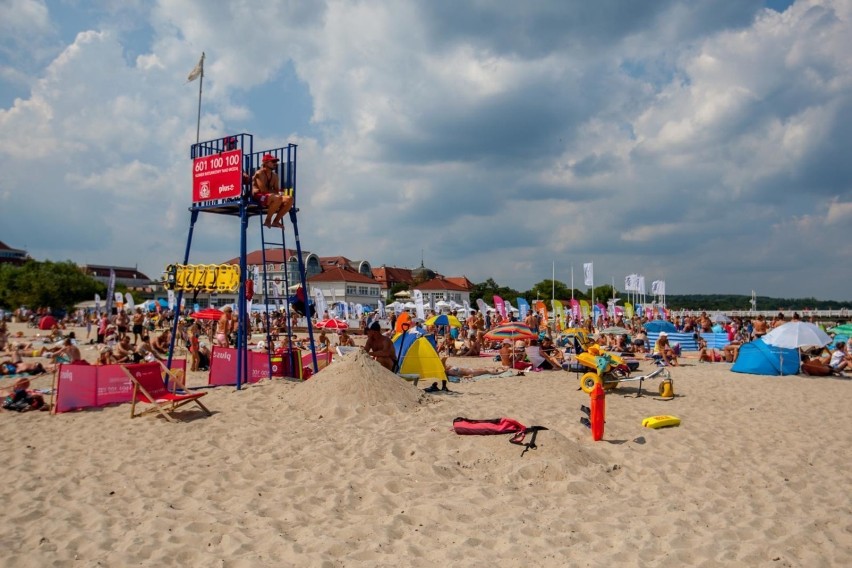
(1, 322, 850, 567)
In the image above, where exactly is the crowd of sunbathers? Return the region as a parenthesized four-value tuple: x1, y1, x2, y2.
(372, 308, 852, 376)
(5, 305, 850, 379)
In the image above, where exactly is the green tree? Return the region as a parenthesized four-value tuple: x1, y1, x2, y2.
(0, 260, 105, 311)
(389, 282, 410, 299)
(589, 284, 617, 303)
(471, 278, 521, 306)
(526, 279, 575, 302)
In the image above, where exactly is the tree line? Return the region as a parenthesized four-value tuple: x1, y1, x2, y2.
(0, 261, 848, 314)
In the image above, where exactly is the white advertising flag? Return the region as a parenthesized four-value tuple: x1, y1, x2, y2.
(314, 288, 327, 317)
(583, 263, 594, 287)
(413, 290, 426, 321)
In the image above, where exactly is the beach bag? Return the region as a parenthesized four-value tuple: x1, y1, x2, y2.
(453, 417, 547, 453)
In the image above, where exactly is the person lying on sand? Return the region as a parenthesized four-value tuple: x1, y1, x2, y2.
(2, 377, 46, 411)
(441, 356, 502, 378)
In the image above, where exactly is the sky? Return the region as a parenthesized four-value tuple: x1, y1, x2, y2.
(1, 0, 851, 301)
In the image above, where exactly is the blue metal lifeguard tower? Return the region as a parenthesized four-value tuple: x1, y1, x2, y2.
(167, 133, 318, 388)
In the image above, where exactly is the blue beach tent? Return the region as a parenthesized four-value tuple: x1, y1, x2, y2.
(731, 339, 799, 376)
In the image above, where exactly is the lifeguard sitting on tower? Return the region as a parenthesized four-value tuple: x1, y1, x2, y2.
(252, 154, 293, 228)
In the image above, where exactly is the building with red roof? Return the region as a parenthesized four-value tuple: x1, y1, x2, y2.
(413, 276, 471, 308)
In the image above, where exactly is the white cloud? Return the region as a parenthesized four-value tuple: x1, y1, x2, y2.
(0, 0, 850, 299)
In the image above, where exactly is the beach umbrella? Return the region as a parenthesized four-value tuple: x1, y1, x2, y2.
(484, 322, 538, 342)
(763, 321, 832, 350)
(190, 308, 224, 321)
(712, 313, 732, 323)
(425, 314, 461, 328)
(763, 321, 832, 375)
(599, 326, 630, 335)
(827, 323, 852, 336)
(315, 318, 349, 330)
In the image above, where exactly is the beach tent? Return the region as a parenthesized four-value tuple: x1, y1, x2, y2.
(38, 315, 57, 330)
(395, 336, 447, 383)
(644, 320, 677, 334)
(731, 339, 799, 376)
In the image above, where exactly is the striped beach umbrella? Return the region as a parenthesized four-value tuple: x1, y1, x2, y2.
(484, 322, 538, 342)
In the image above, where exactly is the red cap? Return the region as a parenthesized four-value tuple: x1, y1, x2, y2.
(262, 154, 279, 163)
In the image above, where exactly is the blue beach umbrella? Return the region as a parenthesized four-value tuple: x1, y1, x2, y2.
(644, 320, 677, 333)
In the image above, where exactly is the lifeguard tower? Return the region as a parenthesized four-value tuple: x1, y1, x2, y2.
(165, 133, 318, 388)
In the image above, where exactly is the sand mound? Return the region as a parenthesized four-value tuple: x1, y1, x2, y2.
(284, 350, 425, 418)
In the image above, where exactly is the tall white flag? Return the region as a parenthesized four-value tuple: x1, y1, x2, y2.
(314, 288, 327, 317)
(583, 263, 594, 287)
(413, 290, 426, 321)
(638, 276, 646, 295)
(187, 53, 205, 82)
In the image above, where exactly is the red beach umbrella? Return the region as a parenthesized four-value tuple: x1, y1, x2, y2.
(315, 318, 349, 330)
(190, 308, 225, 321)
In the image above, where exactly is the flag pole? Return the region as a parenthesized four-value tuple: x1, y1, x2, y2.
(571, 265, 574, 300)
(195, 52, 205, 144)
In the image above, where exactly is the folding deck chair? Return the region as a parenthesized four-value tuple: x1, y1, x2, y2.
(124, 362, 211, 422)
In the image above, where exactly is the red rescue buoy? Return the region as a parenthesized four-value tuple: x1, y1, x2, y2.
(590, 382, 605, 441)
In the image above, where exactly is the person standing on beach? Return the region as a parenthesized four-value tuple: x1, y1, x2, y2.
(252, 154, 293, 228)
(97, 312, 109, 344)
(116, 309, 129, 340)
(752, 315, 768, 339)
(215, 307, 232, 347)
(131, 308, 145, 345)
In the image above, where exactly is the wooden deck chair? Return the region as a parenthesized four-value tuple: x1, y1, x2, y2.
(124, 362, 211, 422)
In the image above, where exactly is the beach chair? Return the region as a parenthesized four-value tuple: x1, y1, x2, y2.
(124, 362, 211, 422)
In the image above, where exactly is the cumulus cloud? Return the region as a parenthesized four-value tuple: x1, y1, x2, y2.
(0, 0, 850, 300)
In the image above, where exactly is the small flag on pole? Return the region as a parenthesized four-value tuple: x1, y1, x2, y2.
(187, 53, 205, 82)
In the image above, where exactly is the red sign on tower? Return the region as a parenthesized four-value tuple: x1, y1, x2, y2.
(192, 149, 243, 203)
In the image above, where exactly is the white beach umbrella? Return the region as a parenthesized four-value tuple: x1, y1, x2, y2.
(763, 322, 831, 349)
(763, 321, 832, 375)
